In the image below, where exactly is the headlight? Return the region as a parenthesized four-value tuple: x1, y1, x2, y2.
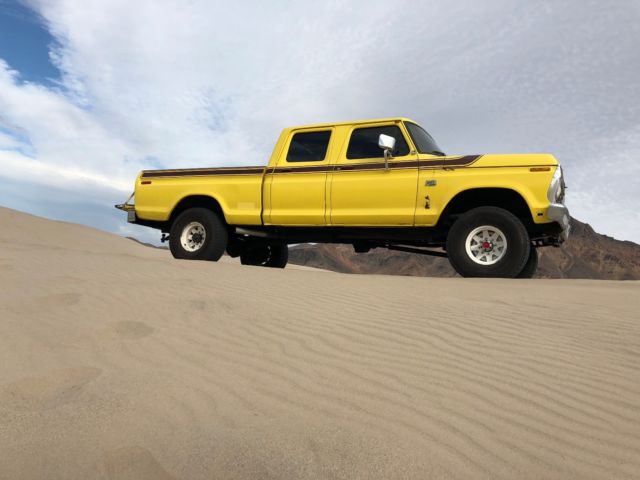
(547, 166, 563, 203)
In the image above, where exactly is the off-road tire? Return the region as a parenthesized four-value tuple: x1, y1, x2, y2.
(240, 243, 288, 268)
(517, 247, 539, 279)
(446, 207, 530, 278)
(169, 208, 228, 261)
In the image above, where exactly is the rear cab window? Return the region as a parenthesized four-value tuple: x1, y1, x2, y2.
(286, 131, 332, 163)
(346, 125, 410, 160)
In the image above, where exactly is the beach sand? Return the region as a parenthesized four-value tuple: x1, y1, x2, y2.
(1, 206, 639, 479)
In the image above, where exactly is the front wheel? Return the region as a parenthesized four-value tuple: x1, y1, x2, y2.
(169, 207, 228, 261)
(240, 243, 288, 268)
(446, 207, 530, 278)
(517, 247, 539, 278)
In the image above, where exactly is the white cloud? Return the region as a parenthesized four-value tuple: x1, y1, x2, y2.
(0, 59, 136, 186)
(0, 149, 131, 191)
(0, 0, 639, 242)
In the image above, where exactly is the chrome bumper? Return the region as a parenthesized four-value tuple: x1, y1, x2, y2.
(115, 192, 136, 223)
(547, 203, 570, 242)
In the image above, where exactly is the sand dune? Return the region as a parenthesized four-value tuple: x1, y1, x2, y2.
(1, 206, 639, 479)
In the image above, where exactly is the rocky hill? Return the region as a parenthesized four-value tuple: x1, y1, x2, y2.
(289, 218, 640, 280)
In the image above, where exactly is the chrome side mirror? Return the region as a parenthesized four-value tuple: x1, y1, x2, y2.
(378, 134, 395, 170)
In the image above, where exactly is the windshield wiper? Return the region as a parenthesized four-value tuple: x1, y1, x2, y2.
(428, 150, 446, 157)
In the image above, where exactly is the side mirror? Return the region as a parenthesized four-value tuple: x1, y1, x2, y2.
(378, 134, 395, 170)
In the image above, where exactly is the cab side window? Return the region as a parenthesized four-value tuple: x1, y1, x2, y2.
(346, 125, 409, 160)
(286, 131, 332, 163)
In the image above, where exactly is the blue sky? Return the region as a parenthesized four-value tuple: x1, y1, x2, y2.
(0, 1, 58, 83)
(0, 0, 639, 244)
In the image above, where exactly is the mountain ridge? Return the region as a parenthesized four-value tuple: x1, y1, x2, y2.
(288, 218, 640, 280)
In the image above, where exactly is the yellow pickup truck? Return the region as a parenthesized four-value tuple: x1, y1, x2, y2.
(116, 118, 569, 278)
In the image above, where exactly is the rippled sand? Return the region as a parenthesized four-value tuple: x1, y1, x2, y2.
(1, 206, 639, 479)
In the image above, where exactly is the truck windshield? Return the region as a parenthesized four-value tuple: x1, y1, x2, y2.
(405, 122, 445, 156)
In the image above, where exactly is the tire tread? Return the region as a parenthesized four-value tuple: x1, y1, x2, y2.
(446, 206, 530, 278)
(169, 207, 228, 261)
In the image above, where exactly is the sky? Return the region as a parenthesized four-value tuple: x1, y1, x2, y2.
(0, 0, 639, 244)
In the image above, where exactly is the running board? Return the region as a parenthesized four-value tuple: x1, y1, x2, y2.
(235, 227, 274, 238)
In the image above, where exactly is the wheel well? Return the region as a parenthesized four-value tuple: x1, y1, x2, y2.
(439, 188, 532, 226)
(169, 195, 226, 227)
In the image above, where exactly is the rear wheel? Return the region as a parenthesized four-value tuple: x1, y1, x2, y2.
(517, 247, 539, 278)
(169, 207, 228, 260)
(240, 242, 288, 268)
(446, 207, 530, 278)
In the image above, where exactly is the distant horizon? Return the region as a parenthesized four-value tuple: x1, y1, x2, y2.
(2, 203, 638, 251)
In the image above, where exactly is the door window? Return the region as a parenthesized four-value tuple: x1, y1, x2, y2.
(346, 125, 409, 159)
(286, 131, 332, 163)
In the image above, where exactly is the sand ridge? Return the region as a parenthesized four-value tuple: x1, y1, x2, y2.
(0, 206, 639, 479)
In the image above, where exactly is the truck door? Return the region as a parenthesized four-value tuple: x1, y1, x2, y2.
(329, 122, 419, 225)
(265, 128, 333, 225)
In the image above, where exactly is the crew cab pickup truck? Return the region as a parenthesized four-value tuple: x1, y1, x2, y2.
(116, 118, 569, 277)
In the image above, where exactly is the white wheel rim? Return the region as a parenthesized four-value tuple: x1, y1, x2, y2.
(465, 225, 508, 266)
(180, 222, 206, 252)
